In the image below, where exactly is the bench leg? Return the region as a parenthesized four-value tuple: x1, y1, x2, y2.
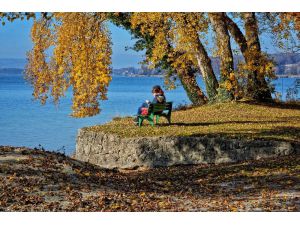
(167, 116, 171, 124)
(138, 117, 144, 127)
(156, 115, 160, 124)
(148, 114, 154, 127)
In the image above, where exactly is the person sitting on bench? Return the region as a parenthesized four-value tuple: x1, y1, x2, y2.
(134, 85, 166, 123)
(151, 85, 166, 104)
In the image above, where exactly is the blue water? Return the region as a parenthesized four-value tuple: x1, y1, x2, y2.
(0, 72, 297, 155)
(0, 73, 191, 154)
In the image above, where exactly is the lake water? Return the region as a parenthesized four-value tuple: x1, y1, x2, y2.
(0, 72, 297, 155)
(0, 73, 192, 154)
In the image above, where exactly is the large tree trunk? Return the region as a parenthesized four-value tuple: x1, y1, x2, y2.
(224, 13, 273, 101)
(166, 46, 208, 106)
(174, 13, 219, 101)
(209, 12, 235, 101)
(175, 64, 207, 105)
(224, 14, 248, 55)
(243, 12, 272, 101)
(193, 37, 219, 100)
(167, 49, 208, 106)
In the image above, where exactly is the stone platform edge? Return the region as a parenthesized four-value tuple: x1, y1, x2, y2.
(74, 129, 300, 169)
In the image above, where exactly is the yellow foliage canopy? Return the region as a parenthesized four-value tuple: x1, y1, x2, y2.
(130, 13, 209, 68)
(25, 13, 112, 118)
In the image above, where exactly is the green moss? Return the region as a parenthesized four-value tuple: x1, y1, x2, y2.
(203, 75, 218, 99)
(85, 102, 300, 142)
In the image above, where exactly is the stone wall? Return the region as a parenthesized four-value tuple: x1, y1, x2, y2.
(74, 129, 300, 169)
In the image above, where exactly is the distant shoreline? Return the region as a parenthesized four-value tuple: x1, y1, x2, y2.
(113, 74, 164, 78)
(0, 68, 299, 78)
(276, 74, 300, 78)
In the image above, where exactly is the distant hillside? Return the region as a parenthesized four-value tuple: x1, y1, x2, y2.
(1, 53, 299, 76)
(113, 53, 300, 77)
(271, 53, 300, 75)
(0, 68, 23, 74)
(113, 65, 163, 76)
(0, 58, 26, 69)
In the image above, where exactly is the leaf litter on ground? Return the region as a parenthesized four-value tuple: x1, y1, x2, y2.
(0, 146, 299, 211)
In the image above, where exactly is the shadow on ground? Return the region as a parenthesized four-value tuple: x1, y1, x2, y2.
(1, 146, 299, 211)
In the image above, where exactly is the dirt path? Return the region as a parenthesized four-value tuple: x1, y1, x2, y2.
(0, 146, 299, 211)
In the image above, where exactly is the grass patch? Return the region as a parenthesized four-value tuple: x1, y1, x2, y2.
(86, 102, 300, 142)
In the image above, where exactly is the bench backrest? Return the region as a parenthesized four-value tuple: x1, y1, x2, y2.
(148, 102, 172, 114)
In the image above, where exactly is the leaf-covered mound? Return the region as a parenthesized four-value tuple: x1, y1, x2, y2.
(0, 146, 299, 211)
(87, 102, 300, 142)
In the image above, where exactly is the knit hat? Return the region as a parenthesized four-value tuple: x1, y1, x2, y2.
(152, 85, 162, 93)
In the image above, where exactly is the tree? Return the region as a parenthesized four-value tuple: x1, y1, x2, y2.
(130, 12, 219, 100)
(109, 12, 208, 105)
(25, 13, 112, 117)
(224, 13, 274, 101)
(243, 13, 273, 101)
(259, 12, 299, 53)
(0, 12, 36, 25)
(208, 13, 236, 101)
(2, 12, 299, 118)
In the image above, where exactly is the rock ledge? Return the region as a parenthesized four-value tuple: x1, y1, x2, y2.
(74, 129, 300, 169)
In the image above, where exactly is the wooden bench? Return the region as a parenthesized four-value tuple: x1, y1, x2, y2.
(138, 102, 172, 127)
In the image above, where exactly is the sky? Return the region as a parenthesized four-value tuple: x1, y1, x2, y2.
(0, 15, 293, 69)
(0, 18, 144, 68)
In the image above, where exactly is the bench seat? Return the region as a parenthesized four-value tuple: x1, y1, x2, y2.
(137, 102, 172, 127)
